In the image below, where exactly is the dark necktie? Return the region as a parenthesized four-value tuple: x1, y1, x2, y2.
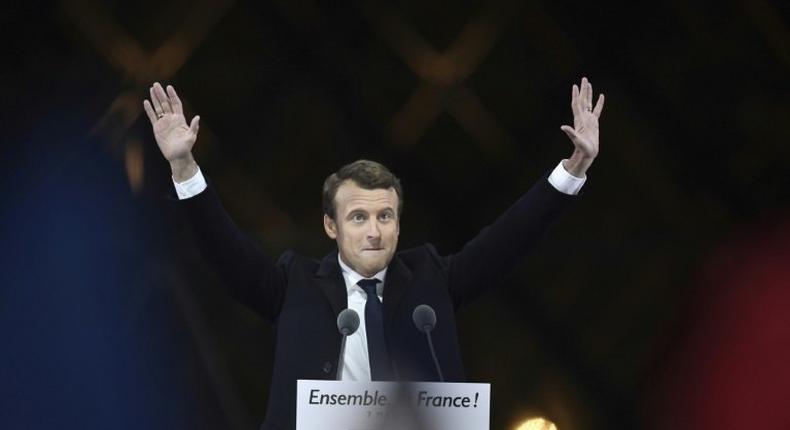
(358, 278, 390, 380)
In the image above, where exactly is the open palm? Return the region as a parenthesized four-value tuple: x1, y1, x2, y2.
(561, 77, 604, 159)
(143, 83, 200, 163)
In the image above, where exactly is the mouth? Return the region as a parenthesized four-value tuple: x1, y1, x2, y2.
(363, 248, 384, 252)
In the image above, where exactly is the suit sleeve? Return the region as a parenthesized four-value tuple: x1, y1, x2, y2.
(175, 180, 287, 322)
(438, 172, 577, 309)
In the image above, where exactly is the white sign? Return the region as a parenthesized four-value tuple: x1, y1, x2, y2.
(296, 380, 490, 430)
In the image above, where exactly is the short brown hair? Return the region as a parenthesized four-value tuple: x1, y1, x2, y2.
(322, 159, 403, 219)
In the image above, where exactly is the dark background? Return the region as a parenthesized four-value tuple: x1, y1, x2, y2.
(2, 1, 789, 429)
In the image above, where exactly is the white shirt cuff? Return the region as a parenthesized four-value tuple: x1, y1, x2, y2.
(548, 160, 586, 195)
(173, 166, 207, 200)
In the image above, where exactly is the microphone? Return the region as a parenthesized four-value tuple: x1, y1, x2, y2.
(336, 308, 360, 379)
(412, 304, 444, 382)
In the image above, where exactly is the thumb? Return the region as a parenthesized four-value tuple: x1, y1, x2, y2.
(560, 125, 579, 143)
(189, 115, 200, 135)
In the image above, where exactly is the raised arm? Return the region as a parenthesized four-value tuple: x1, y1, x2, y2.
(443, 77, 604, 307)
(144, 83, 286, 321)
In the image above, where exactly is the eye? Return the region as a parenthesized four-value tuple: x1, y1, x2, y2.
(351, 213, 366, 223)
(378, 212, 394, 222)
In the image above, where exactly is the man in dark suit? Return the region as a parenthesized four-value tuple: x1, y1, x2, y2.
(143, 78, 604, 430)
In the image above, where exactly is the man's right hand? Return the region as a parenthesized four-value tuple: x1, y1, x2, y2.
(143, 82, 201, 182)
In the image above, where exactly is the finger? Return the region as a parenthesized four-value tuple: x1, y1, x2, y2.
(582, 77, 591, 110)
(586, 78, 593, 108)
(149, 85, 164, 115)
(154, 82, 173, 114)
(593, 94, 605, 118)
(189, 115, 200, 135)
(166, 85, 184, 116)
(560, 125, 580, 143)
(572, 84, 580, 114)
(143, 100, 157, 125)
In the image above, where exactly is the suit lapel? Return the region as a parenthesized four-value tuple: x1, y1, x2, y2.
(314, 249, 347, 318)
(383, 254, 413, 331)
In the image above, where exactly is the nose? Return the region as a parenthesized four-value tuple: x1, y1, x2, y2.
(367, 220, 381, 239)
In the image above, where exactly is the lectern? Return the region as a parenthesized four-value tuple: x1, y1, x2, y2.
(296, 380, 490, 430)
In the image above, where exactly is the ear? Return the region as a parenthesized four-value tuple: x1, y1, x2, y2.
(323, 214, 337, 239)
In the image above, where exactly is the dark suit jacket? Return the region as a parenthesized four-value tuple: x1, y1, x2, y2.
(178, 172, 575, 430)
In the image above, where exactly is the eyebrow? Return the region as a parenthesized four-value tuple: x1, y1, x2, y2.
(345, 207, 395, 217)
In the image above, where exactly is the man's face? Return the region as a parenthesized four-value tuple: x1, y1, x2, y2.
(323, 180, 400, 278)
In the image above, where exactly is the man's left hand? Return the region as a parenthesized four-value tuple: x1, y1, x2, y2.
(560, 77, 604, 177)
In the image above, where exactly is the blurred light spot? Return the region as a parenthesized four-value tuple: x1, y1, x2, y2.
(125, 138, 144, 193)
(515, 416, 558, 430)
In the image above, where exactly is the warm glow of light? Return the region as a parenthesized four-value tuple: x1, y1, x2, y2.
(125, 138, 144, 194)
(515, 417, 558, 430)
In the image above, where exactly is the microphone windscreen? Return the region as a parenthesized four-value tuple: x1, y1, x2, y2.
(337, 308, 360, 336)
(412, 304, 437, 333)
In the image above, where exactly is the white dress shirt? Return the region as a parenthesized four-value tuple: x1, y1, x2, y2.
(172, 161, 586, 380)
(335, 256, 385, 381)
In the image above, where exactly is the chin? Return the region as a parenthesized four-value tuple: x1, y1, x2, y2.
(366, 263, 385, 273)
(361, 262, 386, 276)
